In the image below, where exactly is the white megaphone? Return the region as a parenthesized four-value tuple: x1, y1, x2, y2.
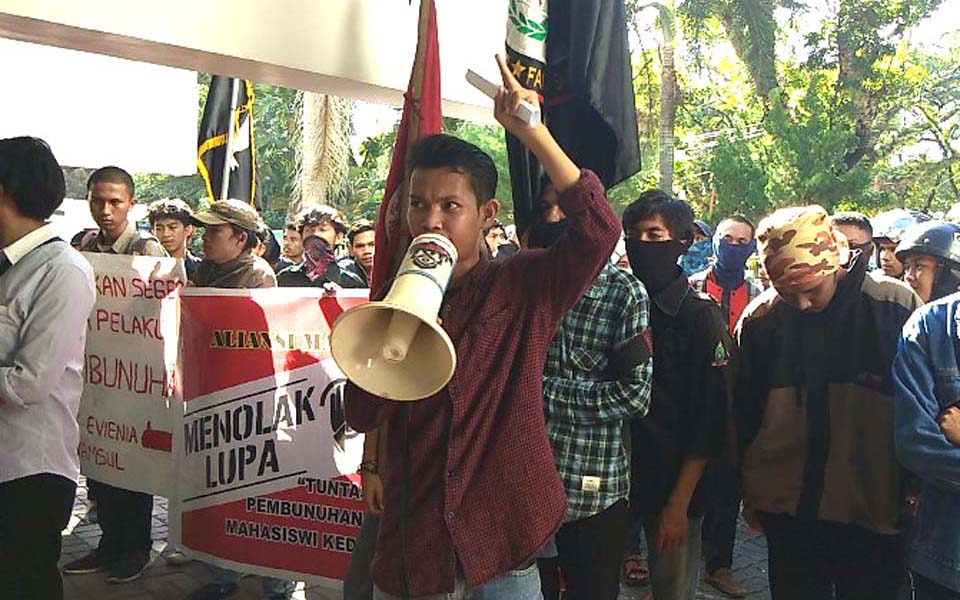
(330, 233, 458, 401)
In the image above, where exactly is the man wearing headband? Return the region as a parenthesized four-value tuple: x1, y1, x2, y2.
(734, 205, 920, 599)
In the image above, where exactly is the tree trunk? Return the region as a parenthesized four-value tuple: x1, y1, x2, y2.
(633, 1, 678, 192)
(721, 0, 777, 103)
(837, 0, 879, 170)
(659, 5, 678, 193)
(295, 93, 351, 214)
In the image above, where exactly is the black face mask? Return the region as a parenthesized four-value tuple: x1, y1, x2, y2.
(850, 241, 875, 258)
(626, 239, 687, 294)
(528, 220, 570, 249)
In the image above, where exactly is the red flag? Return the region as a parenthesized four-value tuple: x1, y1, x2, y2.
(370, 0, 443, 293)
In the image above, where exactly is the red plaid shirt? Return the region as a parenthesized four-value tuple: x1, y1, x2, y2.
(345, 170, 619, 596)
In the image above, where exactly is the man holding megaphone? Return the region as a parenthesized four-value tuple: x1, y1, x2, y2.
(340, 56, 621, 600)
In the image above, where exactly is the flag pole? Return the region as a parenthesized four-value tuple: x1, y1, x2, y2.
(219, 77, 241, 201)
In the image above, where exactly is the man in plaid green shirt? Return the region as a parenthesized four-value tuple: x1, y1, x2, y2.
(528, 182, 653, 600)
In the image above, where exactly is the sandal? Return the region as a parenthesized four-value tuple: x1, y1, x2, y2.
(705, 568, 749, 598)
(622, 553, 649, 587)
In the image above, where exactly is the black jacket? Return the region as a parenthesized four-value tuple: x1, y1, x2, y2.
(735, 264, 919, 534)
(630, 272, 731, 517)
(339, 258, 370, 288)
(276, 260, 365, 289)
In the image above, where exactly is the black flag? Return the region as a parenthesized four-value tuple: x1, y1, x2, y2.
(197, 76, 262, 210)
(505, 0, 640, 237)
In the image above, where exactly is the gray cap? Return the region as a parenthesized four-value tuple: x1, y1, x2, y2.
(192, 199, 262, 232)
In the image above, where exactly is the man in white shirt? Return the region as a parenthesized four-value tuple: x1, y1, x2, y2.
(0, 136, 96, 600)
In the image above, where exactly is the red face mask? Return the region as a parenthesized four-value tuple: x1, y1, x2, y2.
(303, 235, 336, 282)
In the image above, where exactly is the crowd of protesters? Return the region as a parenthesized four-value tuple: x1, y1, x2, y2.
(0, 139, 380, 600)
(2, 58, 960, 600)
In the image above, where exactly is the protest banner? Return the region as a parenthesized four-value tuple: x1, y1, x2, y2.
(171, 288, 367, 585)
(78, 253, 186, 496)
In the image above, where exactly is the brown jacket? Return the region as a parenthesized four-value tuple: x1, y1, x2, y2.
(191, 251, 276, 289)
(82, 224, 166, 257)
(735, 266, 919, 534)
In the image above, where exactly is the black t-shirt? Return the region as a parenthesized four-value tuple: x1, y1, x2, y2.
(339, 258, 370, 288)
(630, 272, 731, 517)
(184, 251, 199, 281)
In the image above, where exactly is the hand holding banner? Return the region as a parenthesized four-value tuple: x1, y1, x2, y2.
(78, 253, 186, 496)
(171, 288, 367, 584)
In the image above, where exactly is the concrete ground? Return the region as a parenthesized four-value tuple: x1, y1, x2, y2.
(60, 477, 771, 599)
(618, 521, 772, 600)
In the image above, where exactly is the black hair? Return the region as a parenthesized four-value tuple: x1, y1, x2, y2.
(147, 198, 194, 226)
(257, 225, 281, 263)
(297, 205, 348, 235)
(484, 219, 506, 236)
(408, 134, 498, 204)
(284, 220, 299, 232)
(231, 224, 259, 250)
(347, 219, 375, 245)
(622, 189, 695, 243)
(0, 136, 65, 220)
(87, 166, 135, 198)
(718, 214, 757, 237)
(830, 211, 873, 238)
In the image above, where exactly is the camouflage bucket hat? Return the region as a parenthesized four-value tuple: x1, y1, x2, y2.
(757, 205, 849, 290)
(192, 199, 262, 233)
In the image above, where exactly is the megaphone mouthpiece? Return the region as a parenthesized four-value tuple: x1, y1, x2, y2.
(381, 311, 421, 363)
(330, 233, 460, 401)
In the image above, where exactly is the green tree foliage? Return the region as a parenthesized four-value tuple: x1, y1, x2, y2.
(625, 0, 954, 224)
(676, 0, 779, 100)
(763, 73, 871, 210)
(442, 118, 515, 221)
(253, 83, 300, 228)
(707, 136, 770, 220)
(332, 116, 516, 224)
(872, 43, 960, 214)
(329, 128, 396, 222)
(115, 0, 959, 231)
(807, 0, 945, 169)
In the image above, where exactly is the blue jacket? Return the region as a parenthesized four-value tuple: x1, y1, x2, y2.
(892, 294, 960, 592)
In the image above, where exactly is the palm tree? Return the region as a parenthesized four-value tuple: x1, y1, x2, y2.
(636, 1, 679, 192)
(295, 93, 352, 214)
